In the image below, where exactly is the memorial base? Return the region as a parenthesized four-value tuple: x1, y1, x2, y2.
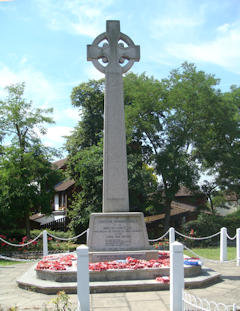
(88, 212, 151, 254)
(89, 250, 159, 262)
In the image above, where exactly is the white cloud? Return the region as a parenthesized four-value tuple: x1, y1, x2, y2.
(36, 0, 113, 38)
(53, 107, 80, 124)
(64, 108, 80, 122)
(217, 23, 230, 34)
(0, 65, 19, 87)
(85, 64, 105, 81)
(20, 56, 28, 65)
(46, 126, 73, 142)
(149, 1, 206, 39)
(0, 64, 59, 107)
(151, 16, 203, 39)
(42, 126, 73, 148)
(0, 64, 80, 143)
(166, 22, 240, 74)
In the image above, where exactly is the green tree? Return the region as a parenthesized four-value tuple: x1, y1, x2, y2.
(211, 86, 240, 195)
(70, 79, 104, 150)
(124, 67, 208, 230)
(66, 80, 157, 234)
(0, 83, 60, 237)
(67, 142, 103, 233)
(67, 139, 157, 233)
(200, 180, 222, 214)
(124, 63, 240, 230)
(67, 62, 240, 232)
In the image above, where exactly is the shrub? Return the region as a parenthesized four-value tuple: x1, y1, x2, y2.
(182, 212, 240, 247)
(0, 230, 79, 254)
(31, 229, 72, 239)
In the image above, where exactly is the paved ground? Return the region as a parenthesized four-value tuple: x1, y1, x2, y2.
(0, 261, 240, 310)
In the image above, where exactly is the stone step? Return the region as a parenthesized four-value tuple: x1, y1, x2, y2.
(17, 264, 221, 295)
(36, 263, 201, 282)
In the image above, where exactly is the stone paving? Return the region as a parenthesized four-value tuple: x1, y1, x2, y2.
(0, 261, 240, 310)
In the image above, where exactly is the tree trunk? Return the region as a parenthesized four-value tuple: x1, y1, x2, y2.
(209, 196, 215, 214)
(25, 210, 31, 238)
(163, 199, 172, 232)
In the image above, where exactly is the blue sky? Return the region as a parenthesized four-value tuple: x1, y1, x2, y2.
(0, 0, 240, 152)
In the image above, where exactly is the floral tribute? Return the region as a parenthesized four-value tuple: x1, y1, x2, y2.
(36, 252, 170, 272)
(0, 235, 39, 251)
(89, 253, 170, 271)
(36, 252, 171, 282)
(36, 253, 76, 271)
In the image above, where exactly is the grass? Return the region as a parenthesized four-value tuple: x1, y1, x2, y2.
(0, 259, 29, 266)
(184, 246, 236, 260)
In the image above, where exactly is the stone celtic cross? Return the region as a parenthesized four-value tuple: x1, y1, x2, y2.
(87, 20, 140, 213)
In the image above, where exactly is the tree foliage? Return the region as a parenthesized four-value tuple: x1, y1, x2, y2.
(66, 80, 157, 233)
(0, 83, 61, 236)
(124, 63, 240, 229)
(66, 62, 240, 232)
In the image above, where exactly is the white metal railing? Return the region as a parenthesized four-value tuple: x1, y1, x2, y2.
(0, 229, 88, 260)
(149, 227, 240, 266)
(183, 292, 239, 311)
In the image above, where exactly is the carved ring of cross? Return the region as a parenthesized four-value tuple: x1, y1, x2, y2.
(88, 31, 138, 74)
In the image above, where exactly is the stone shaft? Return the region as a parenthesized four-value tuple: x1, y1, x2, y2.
(87, 20, 140, 213)
(103, 67, 129, 212)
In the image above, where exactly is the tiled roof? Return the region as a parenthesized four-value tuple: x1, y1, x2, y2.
(174, 186, 194, 197)
(52, 158, 67, 170)
(54, 179, 75, 192)
(161, 186, 204, 198)
(29, 213, 44, 221)
(144, 201, 197, 223)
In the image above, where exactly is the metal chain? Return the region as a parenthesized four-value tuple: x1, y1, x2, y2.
(47, 229, 88, 241)
(183, 244, 237, 264)
(148, 229, 170, 242)
(175, 230, 220, 240)
(0, 232, 43, 247)
(183, 244, 218, 263)
(226, 233, 237, 240)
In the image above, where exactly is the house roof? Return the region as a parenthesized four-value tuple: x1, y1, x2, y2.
(174, 186, 194, 197)
(54, 179, 75, 192)
(225, 192, 238, 201)
(52, 158, 68, 170)
(29, 213, 44, 221)
(160, 186, 204, 198)
(144, 201, 197, 224)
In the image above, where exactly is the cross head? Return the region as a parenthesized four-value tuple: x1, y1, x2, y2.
(87, 20, 140, 74)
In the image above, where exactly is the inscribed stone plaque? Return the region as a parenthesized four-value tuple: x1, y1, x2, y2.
(88, 212, 150, 252)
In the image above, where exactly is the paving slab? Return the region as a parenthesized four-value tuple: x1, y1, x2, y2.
(16, 262, 220, 294)
(0, 261, 240, 310)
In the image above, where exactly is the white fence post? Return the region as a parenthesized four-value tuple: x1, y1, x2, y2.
(220, 227, 227, 263)
(77, 245, 90, 311)
(42, 230, 48, 257)
(170, 241, 184, 311)
(236, 228, 240, 267)
(86, 228, 89, 245)
(169, 227, 175, 245)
